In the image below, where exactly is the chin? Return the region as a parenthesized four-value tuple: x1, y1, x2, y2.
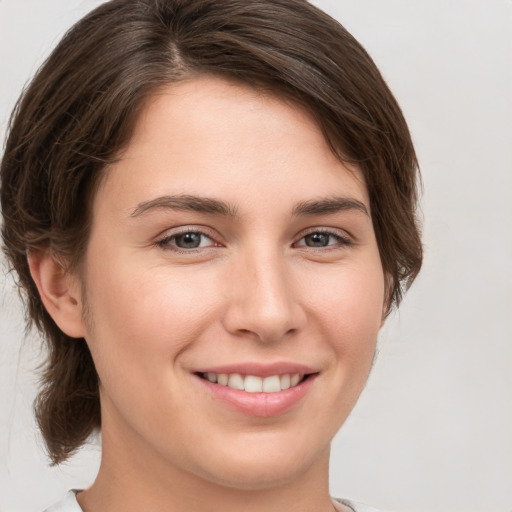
(201, 461, 311, 492)
(190, 437, 329, 491)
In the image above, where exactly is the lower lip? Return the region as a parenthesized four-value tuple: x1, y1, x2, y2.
(195, 374, 317, 417)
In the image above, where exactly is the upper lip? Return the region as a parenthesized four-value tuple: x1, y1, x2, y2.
(193, 362, 318, 377)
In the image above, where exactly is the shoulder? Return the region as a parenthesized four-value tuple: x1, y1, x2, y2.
(43, 491, 83, 512)
(333, 497, 390, 512)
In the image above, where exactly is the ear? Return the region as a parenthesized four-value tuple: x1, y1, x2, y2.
(27, 250, 86, 338)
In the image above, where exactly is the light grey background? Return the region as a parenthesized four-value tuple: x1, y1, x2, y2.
(1, 1, 511, 511)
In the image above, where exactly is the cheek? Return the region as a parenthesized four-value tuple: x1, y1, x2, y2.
(342, 267, 384, 338)
(300, 258, 384, 412)
(82, 255, 221, 367)
(301, 258, 385, 340)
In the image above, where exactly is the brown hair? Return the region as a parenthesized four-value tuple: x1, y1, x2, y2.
(0, 0, 422, 464)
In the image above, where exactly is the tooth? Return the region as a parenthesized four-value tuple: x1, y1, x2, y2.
(228, 373, 244, 390)
(280, 374, 291, 390)
(262, 375, 281, 393)
(244, 375, 263, 393)
(212, 372, 303, 391)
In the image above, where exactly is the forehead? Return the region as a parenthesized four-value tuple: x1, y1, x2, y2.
(96, 76, 369, 216)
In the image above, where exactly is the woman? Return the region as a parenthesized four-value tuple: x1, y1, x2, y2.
(0, 1, 422, 511)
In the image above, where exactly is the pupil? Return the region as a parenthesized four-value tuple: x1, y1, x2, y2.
(306, 233, 329, 247)
(177, 232, 201, 248)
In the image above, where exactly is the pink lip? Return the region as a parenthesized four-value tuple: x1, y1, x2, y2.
(194, 362, 317, 377)
(193, 364, 318, 418)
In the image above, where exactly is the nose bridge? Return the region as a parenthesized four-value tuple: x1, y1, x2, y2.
(223, 244, 303, 342)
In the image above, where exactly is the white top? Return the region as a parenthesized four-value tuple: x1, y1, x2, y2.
(44, 490, 386, 512)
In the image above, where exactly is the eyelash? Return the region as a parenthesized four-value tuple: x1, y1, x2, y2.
(156, 227, 219, 252)
(292, 228, 352, 250)
(155, 227, 352, 252)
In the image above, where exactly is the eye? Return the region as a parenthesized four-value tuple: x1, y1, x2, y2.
(157, 229, 218, 250)
(294, 230, 351, 249)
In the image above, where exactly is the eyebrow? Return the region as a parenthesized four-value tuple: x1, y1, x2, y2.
(130, 194, 239, 218)
(130, 194, 369, 219)
(292, 197, 369, 217)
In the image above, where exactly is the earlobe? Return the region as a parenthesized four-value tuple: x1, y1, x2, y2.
(27, 250, 86, 338)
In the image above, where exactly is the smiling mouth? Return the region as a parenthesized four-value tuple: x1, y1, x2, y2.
(197, 372, 310, 393)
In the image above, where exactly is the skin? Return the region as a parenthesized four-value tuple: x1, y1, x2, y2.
(30, 76, 385, 512)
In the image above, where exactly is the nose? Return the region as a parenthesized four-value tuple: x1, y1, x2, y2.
(222, 251, 306, 343)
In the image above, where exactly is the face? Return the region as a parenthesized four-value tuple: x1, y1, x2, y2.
(78, 76, 385, 490)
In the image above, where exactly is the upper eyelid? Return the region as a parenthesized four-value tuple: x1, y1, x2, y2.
(295, 226, 352, 240)
(156, 225, 218, 240)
